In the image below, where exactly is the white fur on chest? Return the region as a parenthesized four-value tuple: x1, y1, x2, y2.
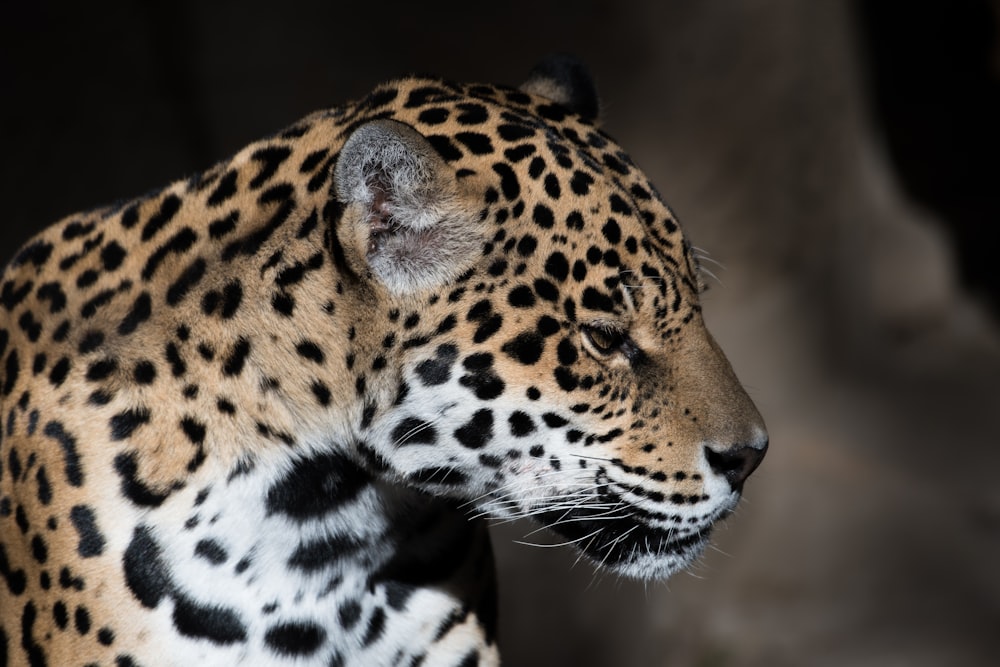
(125, 450, 494, 666)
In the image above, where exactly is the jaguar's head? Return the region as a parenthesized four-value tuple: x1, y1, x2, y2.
(329, 58, 767, 579)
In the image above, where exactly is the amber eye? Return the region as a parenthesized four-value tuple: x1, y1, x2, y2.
(582, 324, 625, 356)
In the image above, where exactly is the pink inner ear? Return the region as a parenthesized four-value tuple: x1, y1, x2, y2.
(367, 189, 395, 255)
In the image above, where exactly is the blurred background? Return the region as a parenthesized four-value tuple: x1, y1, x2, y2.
(2, 1, 999, 665)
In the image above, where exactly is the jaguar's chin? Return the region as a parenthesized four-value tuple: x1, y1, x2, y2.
(541, 511, 716, 581)
(595, 530, 711, 580)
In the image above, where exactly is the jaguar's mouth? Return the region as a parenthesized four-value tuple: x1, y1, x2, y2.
(538, 508, 719, 580)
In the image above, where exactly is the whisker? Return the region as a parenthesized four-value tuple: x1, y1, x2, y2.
(572, 453, 615, 463)
(513, 527, 603, 549)
(695, 253, 726, 270)
(698, 266, 724, 287)
(586, 524, 640, 591)
(519, 504, 628, 536)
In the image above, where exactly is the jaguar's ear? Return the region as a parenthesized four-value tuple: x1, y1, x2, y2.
(520, 54, 601, 122)
(334, 120, 482, 295)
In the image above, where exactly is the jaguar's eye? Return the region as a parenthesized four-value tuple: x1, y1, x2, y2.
(582, 325, 625, 356)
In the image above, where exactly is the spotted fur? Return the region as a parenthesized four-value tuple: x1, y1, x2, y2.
(0, 56, 766, 666)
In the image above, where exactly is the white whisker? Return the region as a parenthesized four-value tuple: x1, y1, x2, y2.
(513, 527, 603, 549)
(698, 266, 724, 287)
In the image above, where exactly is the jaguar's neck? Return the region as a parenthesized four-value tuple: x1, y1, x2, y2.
(120, 446, 497, 664)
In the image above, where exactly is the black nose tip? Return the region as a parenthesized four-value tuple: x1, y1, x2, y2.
(705, 440, 768, 491)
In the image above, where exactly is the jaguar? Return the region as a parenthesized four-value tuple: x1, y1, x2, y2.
(0, 56, 767, 666)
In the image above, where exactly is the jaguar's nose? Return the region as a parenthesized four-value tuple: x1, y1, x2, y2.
(704, 437, 768, 492)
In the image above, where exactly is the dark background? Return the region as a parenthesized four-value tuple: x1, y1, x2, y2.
(3, 2, 999, 665)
